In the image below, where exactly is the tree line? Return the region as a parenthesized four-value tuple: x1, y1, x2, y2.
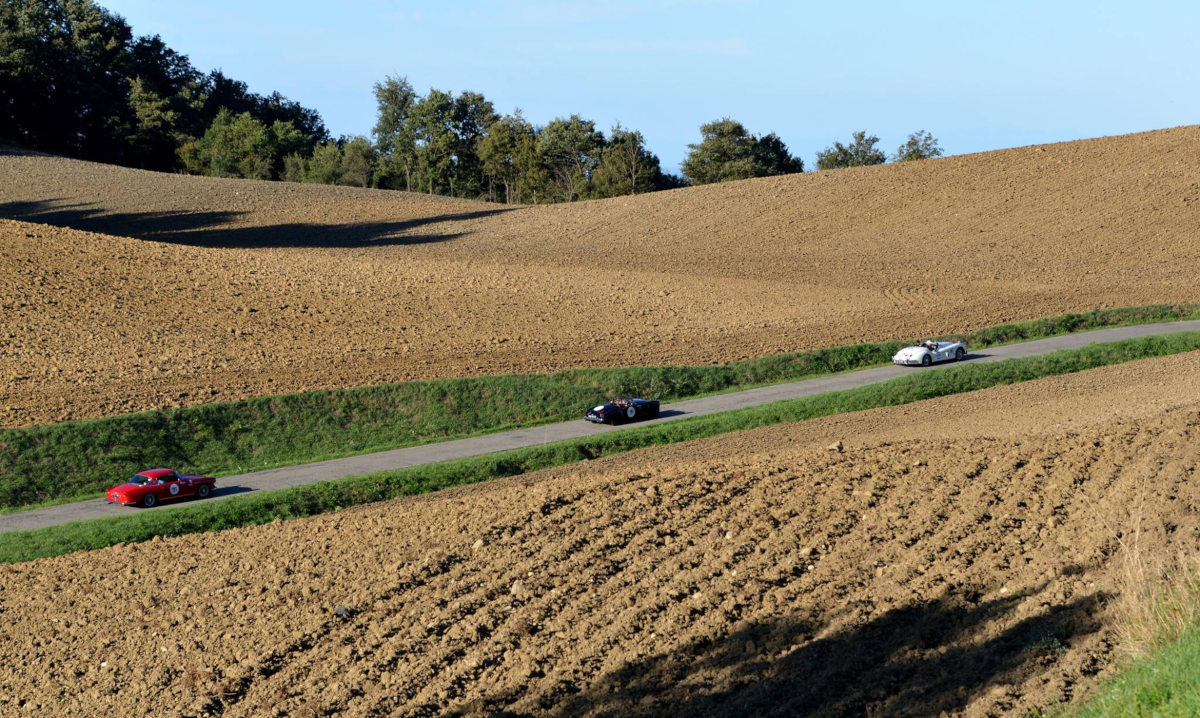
(1, 0, 943, 205)
(354, 76, 685, 202)
(0, 0, 326, 173)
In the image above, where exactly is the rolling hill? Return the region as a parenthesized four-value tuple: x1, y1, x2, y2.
(1, 125, 1197, 427)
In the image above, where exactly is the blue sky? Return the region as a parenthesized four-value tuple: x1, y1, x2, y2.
(103, 1, 1199, 174)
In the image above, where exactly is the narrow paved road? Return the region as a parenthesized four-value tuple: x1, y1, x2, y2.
(4, 321, 1198, 534)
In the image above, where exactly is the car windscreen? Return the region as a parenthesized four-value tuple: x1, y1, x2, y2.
(129, 474, 149, 485)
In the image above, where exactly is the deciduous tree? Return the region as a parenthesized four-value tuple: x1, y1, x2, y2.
(591, 125, 662, 197)
(0, 0, 324, 173)
(451, 90, 497, 198)
(339, 135, 376, 188)
(753, 132, 804, 175)
(538, 115, 604, 202)
(126, 77, 180, 169)
(681, 118, 802, 184)
(816, 130, 886, 170)
(893, 130, 943, 162)
(303, 141, 342, 184)
(180, 108, 308, 180)
(480, 112, 545, 203)
(411, 89, 457, 195)
(372, 75, 418, 190)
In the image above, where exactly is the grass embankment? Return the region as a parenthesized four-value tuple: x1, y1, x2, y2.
(1071, 629, 1200, 715)
(1065, 555, 1200, 715)
(3, 303, 1198, 512)
(3, 331, 1199, 564)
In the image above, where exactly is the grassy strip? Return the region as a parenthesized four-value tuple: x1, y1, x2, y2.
(1068, 627, 1200, 716)
(3, 303, 1198, 511)
(1059, 550, 1200, 715)
(3, 331, 1198, 564)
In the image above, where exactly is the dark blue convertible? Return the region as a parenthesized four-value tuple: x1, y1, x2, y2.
(584, 396, 661, 424)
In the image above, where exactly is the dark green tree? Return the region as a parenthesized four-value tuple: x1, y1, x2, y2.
(371, 75, 418, 190)
(180, 109, 269, 178)
(302, 141, 342, 184)
(255, 90, 326, 144)
(653, 172, 690, 191)
(281, 152, 308, 183)
(480, 112, 538, 203)
(591, 124, 662, 197)
(198, 70, 326, 145)
(681, 118, 802, 184)
(124, 34, 203, 167)
(753, 132, 804, 175)
(682, 119, 755, 183)
(0, 1, 324, 172)
(126, 76, 181, 169)
(267, 119, 309, 173)
(0, 0, 134, 161)
(180, 108, 308, 180)
(450, 90, 497, 198)
(894, 130, 944, 162)
(411, 89, 457, 194)
(128, 34, 198, 99)
(816, 130, 887, 170)
(339, 135, 376, 188)
(538, 115, 604, 202)
(200, 71, 255, 121)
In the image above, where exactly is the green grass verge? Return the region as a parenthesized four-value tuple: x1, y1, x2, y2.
(3, 303, 1198, 512)
(1068, 627, 1200, 716)
(3, 330, 1198, 565)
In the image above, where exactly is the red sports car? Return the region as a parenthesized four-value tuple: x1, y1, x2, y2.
(105, 468, 217, 508)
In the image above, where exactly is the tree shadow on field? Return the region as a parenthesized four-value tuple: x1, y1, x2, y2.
(0, 198, 511, 249)
(472, 583, 1106, 717)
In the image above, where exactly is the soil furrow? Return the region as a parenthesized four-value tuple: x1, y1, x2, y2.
(6, 357, 1200, 715)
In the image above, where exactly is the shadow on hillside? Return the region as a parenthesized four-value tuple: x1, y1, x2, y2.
(0, 199, 510, 248)
(472, 583, 1105, 717)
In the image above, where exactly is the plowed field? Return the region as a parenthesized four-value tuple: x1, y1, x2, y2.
(2, 125, 1199, 425)
(3, 352, 1198, 716)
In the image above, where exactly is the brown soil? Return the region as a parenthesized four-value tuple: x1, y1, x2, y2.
(2, 352, 1198, 716)
(2, 126, 1199, 426)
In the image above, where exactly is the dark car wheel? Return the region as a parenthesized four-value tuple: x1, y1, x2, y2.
(141, 493, 157, 508)
(921, 354, 932, 367)
(197, 484, 212, 499)
(955, 347, 965, 361)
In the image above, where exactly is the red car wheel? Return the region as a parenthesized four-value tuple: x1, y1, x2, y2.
(141, 493, 157, 508)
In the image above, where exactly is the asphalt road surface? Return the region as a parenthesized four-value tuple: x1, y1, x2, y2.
(4, 321, 1198, 535)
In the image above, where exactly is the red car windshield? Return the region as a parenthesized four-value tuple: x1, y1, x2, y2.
(128, 474, 151, 485)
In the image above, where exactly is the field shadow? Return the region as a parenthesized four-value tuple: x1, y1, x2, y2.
(476, 583, 1104, 717)
(0, 198, 510, 248)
